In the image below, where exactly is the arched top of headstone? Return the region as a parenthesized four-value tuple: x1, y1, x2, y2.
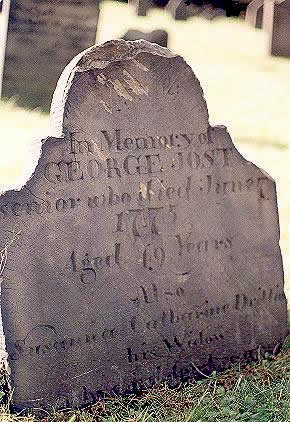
(50, 39, 209, 139)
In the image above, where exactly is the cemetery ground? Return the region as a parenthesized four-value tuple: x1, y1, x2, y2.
(0, 345, 288, 421)
(0, 2, 289, 420)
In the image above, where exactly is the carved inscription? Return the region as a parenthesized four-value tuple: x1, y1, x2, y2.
(69, 129, 214, 154)
(71, 244, 121, 283)
(44, 130, 233, 183)
(0, 174, 269, 220)
(9, 285, 286, 361)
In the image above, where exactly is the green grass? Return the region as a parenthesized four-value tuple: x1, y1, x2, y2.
(0, 346, 288, 421)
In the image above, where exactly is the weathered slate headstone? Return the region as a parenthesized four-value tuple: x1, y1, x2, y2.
(122, 29, 168, 47)
(246, 0, 264, 28)
(264, 0, 290, 57)
(0, 40, 287, 411)
(2, 0, 99, 110)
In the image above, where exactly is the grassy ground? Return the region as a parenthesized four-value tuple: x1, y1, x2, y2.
(0, 346, 288, 421)
(0, 2, 289, 420)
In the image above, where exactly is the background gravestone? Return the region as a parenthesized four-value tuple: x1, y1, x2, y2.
(165, 0, 189, 20)
(264, 0, 290, 57)
(246, 0, 264, 28)
(2, 0, 99, 110)
(0, 40, 287, 410)
(122, 29, 168, 47)
(128, 0, 155, 16)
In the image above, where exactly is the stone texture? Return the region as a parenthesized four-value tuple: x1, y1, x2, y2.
(165, 0, 189, 20)
(122, 29, 168, 47)
(128, 0, 155, 16)
(2, 0, 99, 110)
(264, 0, 290, 57)
(0, 40, 287, 411)
(245, 0, 264, 28)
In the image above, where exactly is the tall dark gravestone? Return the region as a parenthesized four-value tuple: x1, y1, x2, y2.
(264, 0, 290, 57)
(2, 0, 99, 110)
(0, 40, 287, 410)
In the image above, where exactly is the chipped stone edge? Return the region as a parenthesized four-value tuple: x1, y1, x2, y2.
(210, 125, 284, 258)
(0, 136, 45, 196)
(213, 126, 285, 280)
(210, 125, 276, 183)
(50, 39, 178, 139)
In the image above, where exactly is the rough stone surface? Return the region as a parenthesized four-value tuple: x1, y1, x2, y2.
(264, 0, 290, 57)
(122, 30, 168, 47)
(0, 40, 287, 411)
(128, 0, 154, 16)
(165, 0, 189, 20)
(2, 0, 99, 110)
(246, 0, 264, 28)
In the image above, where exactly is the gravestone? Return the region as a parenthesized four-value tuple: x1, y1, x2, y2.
(128, 0, 155, 16)
(2, 0, 99, 110)
(245, 0, 264, 28)
(165, 0, 189, 20)
(0, 0, 11, 98)
(122, 29, 168, 47)
(264, 0, 290, 57)
(0, 40, 287, 411)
